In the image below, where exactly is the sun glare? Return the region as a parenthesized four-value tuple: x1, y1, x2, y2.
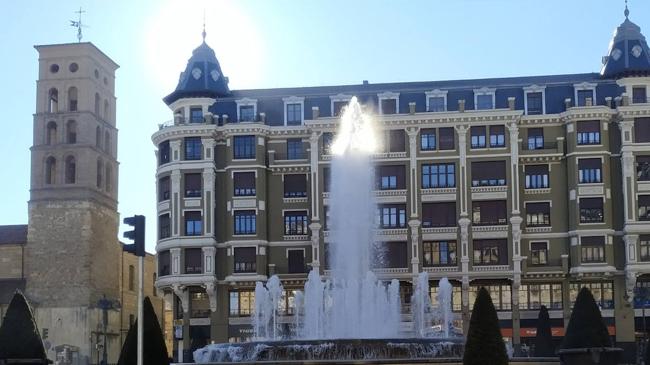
(143, 0, 266, 94)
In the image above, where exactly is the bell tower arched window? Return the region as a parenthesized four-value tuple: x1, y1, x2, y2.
(105, 164, 112, 192)
(45, 157, 56, 184)
(104, 100, 110, 120)
(94, 93, 100, 115)
(68, 87, 78, 111)
(104, 131, 111, 156)
(66, 120, 77, 144)
(65, 156, 76, 184)
(96, 126, 101, 148)
(48, 88, 58, 113)
(96, 159, 103, 188)
(46, 121, 57, 145)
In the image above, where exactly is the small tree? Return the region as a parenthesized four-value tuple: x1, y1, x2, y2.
(117, 297, 170, 365)
(463, 287, 508, 365)
(534, 305, 554, 357)
(0, 291, 48, 361)
(561, 287, 611, 350)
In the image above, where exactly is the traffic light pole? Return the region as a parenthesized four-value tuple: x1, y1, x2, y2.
(122, 214, 145, 365)
(137, 255, 144, 365)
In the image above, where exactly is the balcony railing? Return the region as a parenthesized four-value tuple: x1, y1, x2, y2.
(521, 141, 558, 151)
(273, 151, 308, 161)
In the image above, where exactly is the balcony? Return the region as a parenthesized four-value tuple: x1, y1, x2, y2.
(268, 151, 309, 166)
(520, 141, 558, 152)
(473, 264, 510, 272)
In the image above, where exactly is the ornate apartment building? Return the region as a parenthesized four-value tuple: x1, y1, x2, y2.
(153, 10, 650, 362)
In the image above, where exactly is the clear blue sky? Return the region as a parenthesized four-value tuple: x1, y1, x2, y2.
(1, 0, 648, 252)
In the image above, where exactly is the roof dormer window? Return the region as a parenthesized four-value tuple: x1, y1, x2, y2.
(283, 96, 305, 126)
(330, 94, 352, 117)
(474, 87, 496, 110)
(633, 86, 647, 104)
(378, 92, 399, 114)
(190, 107, 203, 123)
(574, 82, 597, 107)
(523, 85, 546, 115)
(236, 98, 257, 122)
(425, 89, 447, 112)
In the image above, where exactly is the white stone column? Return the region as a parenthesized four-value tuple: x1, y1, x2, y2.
(507, 121, 521, 215)
(170, 247, 181, 275)
(170, 140, 181, 162)
(202, 138, 216, 161)
(309, 131, 321, 221)
(202, 246, 216, 275)
(406, 127, 420, 217)
(459, 217, 470, 273)
(203, 167, 215, 235)
(621, 149, 635, 223)
(309, 222, 321, 269)
(455, 126, 469, 216)
(171, 170, 181, 236)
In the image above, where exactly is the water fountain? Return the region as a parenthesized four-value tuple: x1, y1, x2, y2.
(193, 98, 463, 363)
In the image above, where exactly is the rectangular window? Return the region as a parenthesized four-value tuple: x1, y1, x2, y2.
(284, 174, 307, 198)
(376, 165, 405, 190)
(637, 156, 650, 181)
(476, 94, 494, 110)
(519, 283, 563, 310)
(233, 135, 256, 159)
(381, 99, 397, 114)
(184, 173, 202, 197)
(377, 204, 407, 228)
(470, 126, 487, 148)
(229, 291, 255, 316)
(577, 121, 601, 145)
(420, 129, 436, 151)
(376, 241, 408, 268)
(239, 105, 255, 122)
(526, 202, 551, 226)
(184, 137, 202, 160)
(577, 89, 595, 107)
(578, 158, 602, 183)
(472, 200, 507, 226)
(286, 138, 303, 159)
(428, 97, 446, 112)
(190, 291, 210, 318)
(159, 141, 170, 165)
(580, 198, 604, 223)
(581, 236, 605, 263)
(233, 172, 256, 196)
(190, 107, 203, 123)
(633, 87, 647, 104)
(471, 161, 506, 187)
(438, 127, 455, 150)
(422, 202, 456, 228)
(234, 210, 256, 235)
(288, 250, 305, 274)
(525, 165, 549, 189)
(322, 132, 334, 155)
(634, 117, 650, 143)
(184, 248, 203, 274)
(323, 167, 331, 192)
(430, 285, 463, 312)
(184, 211, 202, 236)
(527, 128, 544, 150)
(421, 163, 455, 188)
(284, 211, 308, 235)
(159, 214, 170, 239)
(639, 195, 650, 221)
(473, 239, 507, 265)
(640, 235, 650, 261)
(286, 103, 302, 125)
(158, 250, 170, 276)
(388, 130, 406, 152)
(423, 241, 457, 266)
(527, 92, 543, 115)
(158, 176, 170, 201)
(489, 125, 505, 147)
(332, 101, 347, 117)
(570, 282, 613, 309)
(234, 247, 256, 273)
(469, 284, 511, 311)
(530, 242, 548, 265)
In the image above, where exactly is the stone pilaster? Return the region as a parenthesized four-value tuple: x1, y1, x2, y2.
(409, 219, 421, 275)
(456, 126, 469, 216)
(309, 131, 321, 221)
(171, 170, 181, 236)
(202, 246, 216, 275)
(170, 140, 181, 162)
(406, 127, 420, 217)
(461, 275, 470, 334)
(170, 247, 181, 275)
(459, 217, 470, 273)
(203, 167, 215, 235)
(309, 222, 321, 270)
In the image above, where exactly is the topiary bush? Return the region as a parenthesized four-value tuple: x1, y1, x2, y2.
(117, 296, 170, 365)
(561, 287, 611, 350)
(0, 291, 48, 362)
(534, 305, 555, 357)
(463, 287, 508, 365)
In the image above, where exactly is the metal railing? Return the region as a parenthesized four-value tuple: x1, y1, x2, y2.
(520, 141, 558, 151)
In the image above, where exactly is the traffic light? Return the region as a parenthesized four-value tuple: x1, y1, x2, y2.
(123, 215, 145, 257)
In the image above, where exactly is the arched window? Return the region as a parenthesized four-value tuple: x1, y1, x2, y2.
(95, 126, 101, 148)
(45, 157, 56, 184)
(68, 87, 78, 111)
(94, 93, 100, 115)
(96, 159, 103, 188)
(65, 156, 76, 184)
(104, 100, 110, 120)
(46, 121, 57, 145)
(105, 164, 112, 192)
(104, 131, 111, 155)
(48, 88, 58, 113)
(66, 120, 77, 144)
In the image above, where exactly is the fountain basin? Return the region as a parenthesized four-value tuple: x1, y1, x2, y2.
(193, 338, 464, 363)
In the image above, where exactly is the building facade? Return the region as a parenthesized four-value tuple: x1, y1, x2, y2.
(153, 10, 650, 362)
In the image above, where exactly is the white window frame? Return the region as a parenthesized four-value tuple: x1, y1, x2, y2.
(236, 98, 257, 122)
(473, 87, 496, 110)
(282, 96, 305, 126)
(378, 91, 400, 114)
(528, 240, 550, 264)
(523, 85, 546, 115)
(573, 82, 597, 107)
(425, 89, 448, 112)
(329, 94, 352, 117)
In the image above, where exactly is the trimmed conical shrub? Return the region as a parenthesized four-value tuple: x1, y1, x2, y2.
(534, 305, 554, 357)
(117, 296, 170, 365)
(463, 287, 508, 365)
(561, 287, 611, 349)
(0, 291, 47, 361)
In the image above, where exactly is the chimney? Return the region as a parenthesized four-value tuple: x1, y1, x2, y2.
(408, 102, 416, 114)
(222, 114, 229, 124)
(259, 112, 266, 123)
(507, 97, 516, 110)
(458, 99, 466, 113)
(564, 98, 572, 110)
(605, 97, 612, 108)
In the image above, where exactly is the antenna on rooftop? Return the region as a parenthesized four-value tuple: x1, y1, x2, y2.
(202, 9, 207, 42)
(70, 7, 88, 42)
(625, 0, 630, 19)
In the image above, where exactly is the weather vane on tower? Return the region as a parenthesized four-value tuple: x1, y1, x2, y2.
(70, 7, 88, 42)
